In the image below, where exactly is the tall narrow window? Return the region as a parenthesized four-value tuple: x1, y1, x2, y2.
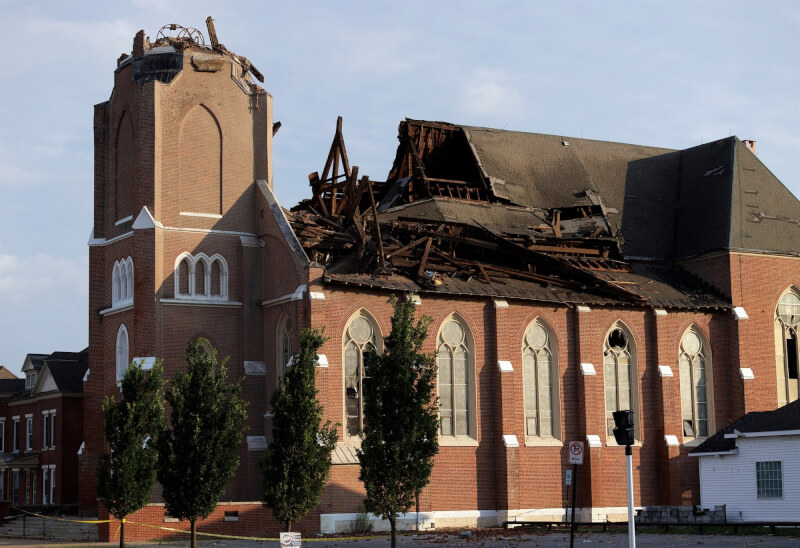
(25, 417, 32, 451)
(776, 288, 800, 406)
(523, 319, 559, 439)
(195, 259, 207, 296)
(276, 316, 292, 383)
(0, 420, 4, 452)
(42, 413, 49, 450)
(12, 419, 19, 452)
(116, 325, 129, 381)
(680, 327, 712, 439)
(604, 323, 638, 441)
(173, 253, 228, 299)
(50, 413, 56, 448)
(438, 316, 474, 438)
(343, 311, 379, 437)
(111, 257, 134, 307)
(177, 257, 191, 296)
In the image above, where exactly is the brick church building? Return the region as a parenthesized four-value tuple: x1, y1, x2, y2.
(79, 23, 800, 539)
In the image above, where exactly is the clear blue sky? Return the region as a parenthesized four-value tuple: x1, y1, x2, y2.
(1, 1, 798, 375)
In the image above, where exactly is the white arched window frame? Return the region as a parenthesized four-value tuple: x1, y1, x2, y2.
(276, 315, 293, 384)
(522, 318, 560, 440)
(343, 310, 382, 438)
(603, 322, 640, 443)
(111, 257, 133, 307)
(679, 326, 712, 440)
(173, 252, 228, 300)
(116, 324, 129, 382)
(437, 314, 477, 441)
(776, 287, 800, 407)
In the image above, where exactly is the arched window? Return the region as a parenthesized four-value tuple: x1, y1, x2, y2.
(116, 325, 129, 381)
(111, 257, 134, 307)
(438, 315, 475, 439)
(776, 287, 800, 406)
(343, 311, 380, 437)
(604, 322, 639, 441)
(523, 319, 559, 439)
(276, 315, 292, 383)
(173, 253, 228, 300)
(679, 327, 712, 439)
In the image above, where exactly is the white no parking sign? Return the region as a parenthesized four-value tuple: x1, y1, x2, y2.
(568, 441, 584, 465)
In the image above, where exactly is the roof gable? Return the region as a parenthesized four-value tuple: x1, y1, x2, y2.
(32, 364, 59, 394)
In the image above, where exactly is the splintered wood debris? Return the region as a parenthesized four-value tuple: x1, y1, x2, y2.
(286, 117, 654, 304)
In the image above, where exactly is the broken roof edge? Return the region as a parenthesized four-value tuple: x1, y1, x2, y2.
(256, 179, 310, 267)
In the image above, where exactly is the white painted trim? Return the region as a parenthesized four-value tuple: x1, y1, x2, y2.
(99, 303, 134, 316)
(114, 215, 133, 226)
(586, 434, 602, 447)
(654, 308, 668, 316)
(733, 306, 749, 320)
(664, 435, 680, 446)
(739, 367, 755, 380)
(239, 235, 261, 247)
(689, 449, 737, 457)
(658, 365, 674, 377)
(726, 429, 800, 438)
(160, 298, 242, 308)
(310, 291, 325, 300)
(493, 299, 509, 309)
(87, 229, 134, 247)
(77, 441, 84, 455)
(260, 285, 306, 308)
(577, 305, 591, 313)
(497, 360, 514, 372)
(132, 206, 158, 230)
(580, 363, 596, 375)
(502, 434, 519, 447)
(180, 211, 223, 219)
(316, 354, 329, 367)
(82, 369, 90, 382)
(410, 294, 422, 306)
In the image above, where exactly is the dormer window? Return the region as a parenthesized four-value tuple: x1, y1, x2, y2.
(173, 252, 228, 300)
(112, 257, 134, 307)
(25, 372, 36, 389)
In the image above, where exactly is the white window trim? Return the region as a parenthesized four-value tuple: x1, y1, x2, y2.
(42, 411, 50, 451)
(0, 419, 5, 452)
(775, 286, 800, 407)
(436, 313, 478, 444)
(679, 326, 714, 444)
(12, 417, 19, 453)
(521, 317, 562, 443)
(25, 415, 33, 452)
(342, 309, 383, 441)
(50, 410, 56, 449)
(111, 257, 134, 309)
(116, 324, 129, 382)
(173, 252, 229, 301)
(603, 321, 641, 446)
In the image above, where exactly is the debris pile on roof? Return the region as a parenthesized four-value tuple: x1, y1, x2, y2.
(288, 118, 732, 309)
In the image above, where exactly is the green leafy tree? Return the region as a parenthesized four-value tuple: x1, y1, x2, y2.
(157, 339, 248, 548)
(97, 360, 165, 548)
(359, 294, 439, 548)
(262, 328, 338, 531)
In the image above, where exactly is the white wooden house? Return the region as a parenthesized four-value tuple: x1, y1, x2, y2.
(690, 400, 800, 522)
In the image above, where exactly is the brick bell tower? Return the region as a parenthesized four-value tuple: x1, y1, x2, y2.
(80, 21, 273, 515)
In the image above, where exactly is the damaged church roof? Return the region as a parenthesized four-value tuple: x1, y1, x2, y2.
(285, 118, 799, 310)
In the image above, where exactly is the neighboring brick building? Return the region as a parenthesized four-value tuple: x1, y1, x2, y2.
(80, 24, 800, 540)
(0, 350, 87, 506)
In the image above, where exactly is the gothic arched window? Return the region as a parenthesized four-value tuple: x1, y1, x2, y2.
(679, 327, 712, 439)
(776, 288, 800, 406)
(523, 319, 559, 439)
(604, 322, 639, 442)
(438, 315, 476, 439)
(343, 311, 380, 437)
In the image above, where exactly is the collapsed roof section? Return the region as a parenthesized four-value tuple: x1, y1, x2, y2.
(285, 118, 780, 309)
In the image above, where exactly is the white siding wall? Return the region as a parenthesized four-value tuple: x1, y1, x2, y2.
(699, 435, 800, 522)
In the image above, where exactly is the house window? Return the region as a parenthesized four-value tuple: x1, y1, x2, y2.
(12, 418, 19, 452)
(604, 322, 639, 441)
(25, 416, 33, 451)
(173, 252, 228, 300)
(343, 311, 380, 437)
(679, 327, 712, 439)
(112, 257, 134, 307)
(438, 315, 475, 439)
(25, 372, 36, 389)
(0, 419, 4, 452)
(522, 319, 559, 439)
(756, 461, 783, 498)
(116, 324, 129, 381)
(12, 470, 19, 505)
(43, 412, 49, 450)
(276, 316, 292, 383)
(42, 467, 49, 504)
(50, 412, 56, 448)
(49, 468, 55, 504)
(776, 288, 800, 406)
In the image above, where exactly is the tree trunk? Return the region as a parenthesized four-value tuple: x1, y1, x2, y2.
(390, 513, 397, 548)
(286, 520, 292, 532)
(190, 519, 197, 548)
(119, 518, 125, 548)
